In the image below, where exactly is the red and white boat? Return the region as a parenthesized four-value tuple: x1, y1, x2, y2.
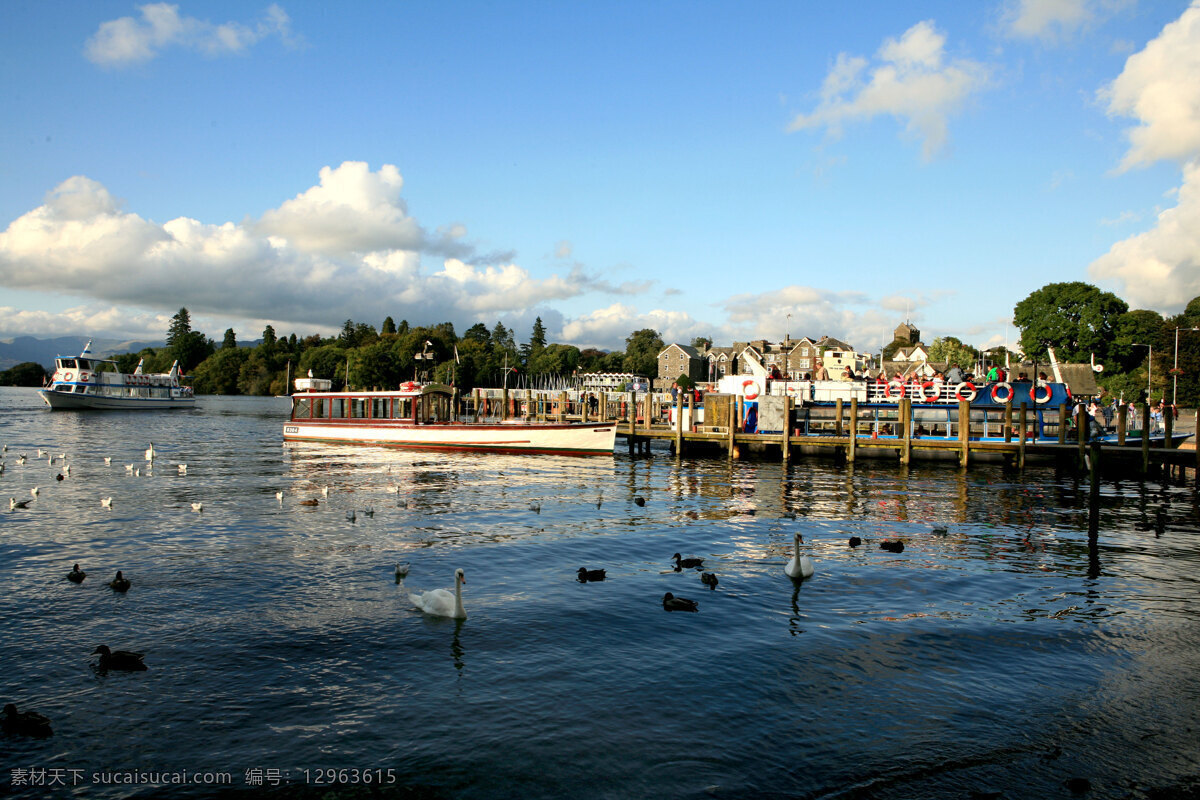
(283, 379, 616, 456)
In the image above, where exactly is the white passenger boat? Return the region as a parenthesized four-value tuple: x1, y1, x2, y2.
(39, 342, 195, 410)
(283, 380, 616, 456)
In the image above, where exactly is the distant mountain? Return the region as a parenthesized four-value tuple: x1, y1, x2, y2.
(0, 335, 164, 371)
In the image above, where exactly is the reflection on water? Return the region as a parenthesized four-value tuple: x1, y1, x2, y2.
(1, 388, 1199, 799)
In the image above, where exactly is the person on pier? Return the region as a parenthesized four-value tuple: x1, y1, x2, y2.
(813, 360, 830, 381)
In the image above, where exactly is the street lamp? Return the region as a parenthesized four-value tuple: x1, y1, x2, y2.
(1132, 342, 1152, 402)
(784, 313, 792, 381)
(1172, 327, 1200, 405)
(413, 340, 433, 381)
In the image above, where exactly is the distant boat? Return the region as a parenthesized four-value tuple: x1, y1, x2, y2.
(39, 341, 194, 411)
(283, 380, 616, 456)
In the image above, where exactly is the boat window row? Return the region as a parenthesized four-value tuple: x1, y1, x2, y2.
(291, 394, 452, 423)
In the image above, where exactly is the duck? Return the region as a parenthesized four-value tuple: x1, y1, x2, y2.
(91, 645, 147, 671)
(409, 568, 467, 619)
(346, 510, 357, 523)
(880, 540, 905, 553)
(394, 562, 411, 583)
(9, 497, 31, 510)
(930, 526, 949, 536)
(577, 567, 606, 582)
(299, 498, 319, 507)
(109, 571, 131, 592)
(785, 533, 815, 579)
(529, 501, 541, 513)
(633, 496, 646, 507)
(2, 704, 52, 738)
(67, 564, 86, 584)
(848, 536, 862, 547)
(672, 553, 705, 569)
(700, 572, 719, 589)
(662, 592, 698, 612)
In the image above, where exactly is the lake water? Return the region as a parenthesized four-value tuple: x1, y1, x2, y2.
(2, 387, 1199, 799)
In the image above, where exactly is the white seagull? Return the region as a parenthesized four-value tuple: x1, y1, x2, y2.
(191, 502, 203, 513)
(101, 497, 113, 509)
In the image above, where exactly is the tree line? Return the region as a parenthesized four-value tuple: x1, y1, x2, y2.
(3, 283, 1199, 405)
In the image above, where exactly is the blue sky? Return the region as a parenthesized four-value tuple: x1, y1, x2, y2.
(2, 0, 1199, 356)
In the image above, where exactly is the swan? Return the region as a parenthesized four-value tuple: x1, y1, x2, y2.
(275, 491, 284, 505)
(785, 533, 815, 579)
(109, 571, 131, 592)
(662, 592, 698, 612)
(410, 568, 467, 619)
(68, 564, 87, 583)
(145, 443, 155, 461)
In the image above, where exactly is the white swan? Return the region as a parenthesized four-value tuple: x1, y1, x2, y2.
(145, 443, 156, 461)
(409, 568, 467, 619)
(785, 533, 815, 579)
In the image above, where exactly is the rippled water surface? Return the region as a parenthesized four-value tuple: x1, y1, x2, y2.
(2, 388, 1199, 799)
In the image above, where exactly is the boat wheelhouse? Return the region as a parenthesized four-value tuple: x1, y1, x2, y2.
(39, 342, 195, 410)
(283, 381, 617, 456)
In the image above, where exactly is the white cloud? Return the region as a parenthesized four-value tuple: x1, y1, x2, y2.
(789, 20, 990, 160)
(0, 163, 624, 341)
(85, 2, 297, 67)
(1100, 1, 1200, 171)
(1089, 2, 1200, 310)
(1090, 161, 1200, 309)
(559, 304, 708, 351)
(1002, 0, 1092, 41)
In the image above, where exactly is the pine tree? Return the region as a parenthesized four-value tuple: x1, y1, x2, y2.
(222, 328, 237, 349)
(166, 308, 191, 347)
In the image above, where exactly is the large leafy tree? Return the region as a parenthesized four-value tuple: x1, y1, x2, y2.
(0, 362, 48, 386)
(1013, 282, 1128, 363)
(927, 336, 977, 368)
(623, 329, 664, 377)
(191, 347, 248, 394)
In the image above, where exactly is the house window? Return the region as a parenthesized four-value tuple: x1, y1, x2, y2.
(801, 348, 809, 356)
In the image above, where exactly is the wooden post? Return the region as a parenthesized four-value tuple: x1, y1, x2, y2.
(628, 391, 635, 427)
(675, 392, 684, 455)
(958, 399, 970, 468)
(1194, 410, 1199, 486)
(559, 391, 567, 423)
(1018, 403, 1028, 470)
(834, 398, 844, 437)
(1004, 401, 1013, 443)
(1117, 403, 1127, 445)
(1077, 404, 1088, 469)
(848, 397, 857, 464)
(502, 387, 509, 421)
(1141, 403, 1151, 474)
(900, 397, 911, 465)
(783, 396, 793, 465)
(644, 392, 652, 433)
(1165, 403, 1174, 448)
(727, 395, 736, 461)
(582, 392, 589, 423)
(1058, 403, 1068, 444)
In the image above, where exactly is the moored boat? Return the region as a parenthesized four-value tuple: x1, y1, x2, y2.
(39, 342, 194, 410)
(283, 380, 617, 456)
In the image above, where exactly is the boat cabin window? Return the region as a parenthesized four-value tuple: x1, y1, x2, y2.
(349, 398, 367, 419)
(59, 358, 77, 369)
(371, 398, 389, 419)
(391, 398, 412, 420)
(421, 393, 450, 423)
(293, 398, 313, 419)
(330, 398, 346, 418)
(312, 398, 326, 418)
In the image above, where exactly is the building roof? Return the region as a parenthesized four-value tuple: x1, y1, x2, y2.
(658, 343, 704, 359)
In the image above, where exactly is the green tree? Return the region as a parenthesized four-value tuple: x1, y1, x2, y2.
(191, 347, 248, 394)
(690, 336, 712, 351)
(222, 328, 237, 349)
(0, 362, 48, 386)
(927, 336, 977, 368)
(674, 373, 695, 391)
(1013, 282, 1128, 363)
(528, 343, 580, 376)
(350, 340, 402, 390)
(623, 329, 664, 377)
(166, 308, 191, 347)
(299, 345, 350, 390)
(463, 323, 491, 345)
(382, 316, 397, 335)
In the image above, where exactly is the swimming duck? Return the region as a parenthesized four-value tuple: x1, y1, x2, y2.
(2, 704, 52, 738)
(672, 553, 705, 569)
(700, 572, 719, 589)
(67, 564, 86, 584)
(299, 498, 319, 507)
(91, 645, 147, 671)
(880, 540, 905, 553)
(785, 533, 815, 579)
(849, 536, 862, 547)
(109, 571, 131, 592)
(577, 567, 607, 582)
(633, 496, 646, 507)
(662, 592, 698, 612)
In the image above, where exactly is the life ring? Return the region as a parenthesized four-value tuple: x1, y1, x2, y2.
(914, 381, 935, 402)
(990, 382, 1014, 403)
(62, 371, 74, 381)
(79, 371, 90, 382)
(885, 379, 905, 400)
(955, 382, 977, 402)
(742, 380, 760, 400)
(1031, 383, 1052, 404)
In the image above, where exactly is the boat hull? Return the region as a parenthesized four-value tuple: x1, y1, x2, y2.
(39, 388, 195, 410)
(283, 419, 617, 456)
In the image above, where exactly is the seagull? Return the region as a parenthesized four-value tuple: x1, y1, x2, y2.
(134, 468, 141, 477)
(191, 502, 203, 513)
(62, 464, 71, 477)
(347, 510, 357, 523)
(103, 457, 112, 465)
(394, 562, 411, 582)
(145, 443, 156, 461)
(30, 487, 39, 499)
(125, 463, 134, 473)
(321, 486, 330, 497)
(101, 497, 113, 509)
(16, 454, 26, 465)
(10, 497, 32, 510)
(363, 506, 374, 517)
(177, 464, 187, 475)
(529, 501, 541, 513)
(37, 449, 46, 458)
(385, 484, 400, 494)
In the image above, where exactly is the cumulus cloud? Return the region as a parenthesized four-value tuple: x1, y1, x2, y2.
(789, 20, 990, 160)
(0, 162, 625, 341)
(1089, 2, 1200, 310)
(559, 305, 709, 351)
(1002, 0, 1093, 42)
(85, 2, 297, 67)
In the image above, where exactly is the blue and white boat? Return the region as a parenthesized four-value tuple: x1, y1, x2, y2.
(39, 341, 194, 410)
